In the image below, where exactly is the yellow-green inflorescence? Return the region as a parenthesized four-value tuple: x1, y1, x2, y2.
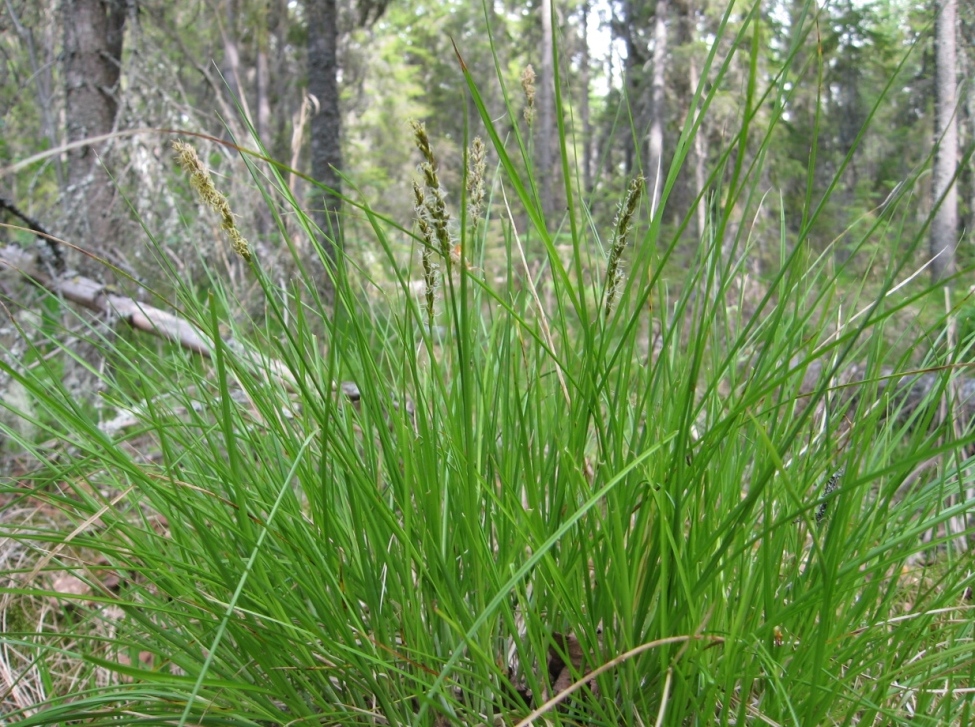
(173, 140, 252, 262)
(410, 121, 452, 262)
(466, 136, 486, 224)
(604, 175, 644, 319)
(410, 120, 455, 321)
(521, 65, 537, 126)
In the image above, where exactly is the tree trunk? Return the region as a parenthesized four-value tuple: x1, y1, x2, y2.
(690, 55, 707, 239)
(580, 1, 593, 197)
(254, 5, 273, 239)
(8, 0, 63, 187)
(62, 0, 126, 253)
(618, 0, 654, 177)
(647, 0, 668, 218)
(539, 0, 556, 219)
(603, 49, 617, 180)
(256, 42, 271, 144)
(221, 0, 250, 121)
(254, 0, 272, 143)
(931, 0, 958, 282)
(307, 0, 342, 264)
(968, 56, 975, 247)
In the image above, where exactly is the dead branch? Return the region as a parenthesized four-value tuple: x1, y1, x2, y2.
(799, 358, 975, 430)
(0, 243, 401, 418)
(0, 195, 66, 274)
(0, 243, 210, 354)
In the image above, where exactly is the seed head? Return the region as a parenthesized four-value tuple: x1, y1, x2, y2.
(604, 176, 644, 319)
(173, 140, 252, 262)
(521, 65, 537, 126)
(413, 180, 438, 323)
(466, 137, 486, 223)
(410, 120, 436, 169)
(816, 468, 845, 524)
(410, 120, 453, 266)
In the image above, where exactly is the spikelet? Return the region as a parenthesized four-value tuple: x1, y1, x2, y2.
(521, 65, 537, 126)
(816, 468, 845, 524)
(410, 121, 453, 264)
(411, 119, 435, 168)
(413, 180, 438, 324)
(173, 140, 252, 262)
(603, 176, 644, 319)
(466, 136, 486, 224)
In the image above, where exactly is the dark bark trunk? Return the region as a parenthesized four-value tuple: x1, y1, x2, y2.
(62, 0, 125, 253)
(619, 0, 649, 176)
(307, 0, 342, 262)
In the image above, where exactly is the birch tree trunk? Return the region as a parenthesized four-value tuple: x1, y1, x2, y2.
(690, 55, 707, 239)
(539, 0, 556, 219)
(580, 1, 593, 197)
(221, 0, 243, 112)
(647, 0, 669, 218)
(256, 21, 271, 144)
(254, 4, 273, 239)
(931, 0, 958, 282)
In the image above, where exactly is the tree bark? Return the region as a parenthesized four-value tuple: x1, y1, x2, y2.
(306, 0, 343, 262)
(539, 0, 556, 219)
(621, 0, 644, 176)
(616, 0, 665, 178)
(647, 0, 668, 218)
(931, 0, 958, 282)
(221, 0, 243, 110)
(254, 4, 273, 239)
(580, 1, 593, 197)
(62, 0, 126, 253)
(673, 0, 706, 238)
(690, 54, 707, 239)
(8, 0, 64, 187)
(256, 37, 271, 144)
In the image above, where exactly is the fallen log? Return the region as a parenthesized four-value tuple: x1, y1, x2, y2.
(0, 242, 404, 419)
(797, 358, 975, 430)
(0, 242, 212, 355)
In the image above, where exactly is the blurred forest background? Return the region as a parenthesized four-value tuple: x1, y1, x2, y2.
(0, 0, 972, 344)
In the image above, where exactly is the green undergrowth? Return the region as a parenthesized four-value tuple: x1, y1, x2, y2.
(3, 1, 975, 725)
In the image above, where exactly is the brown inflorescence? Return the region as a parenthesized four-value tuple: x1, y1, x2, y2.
(413, 179, 438, 324)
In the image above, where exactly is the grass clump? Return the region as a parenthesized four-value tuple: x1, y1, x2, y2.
(2, 3, 975, 726)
